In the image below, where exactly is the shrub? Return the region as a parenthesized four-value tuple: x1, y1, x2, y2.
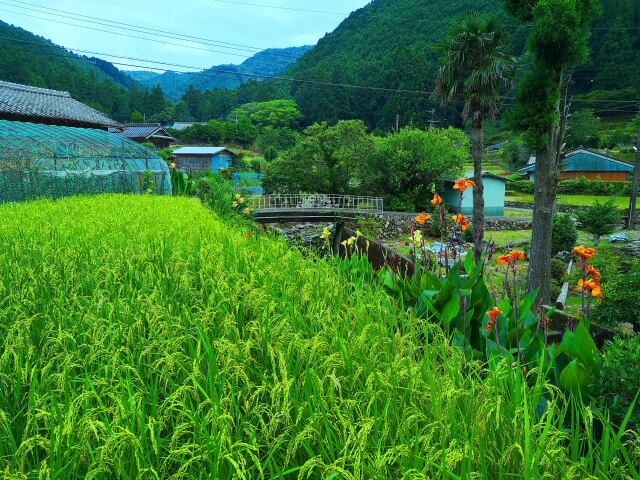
(550, 278, 562, 301)
(264, 146, 278, 162)
(550, 258, 568, 281)
(197, 174, 236, 218)
(598, 336, 640, 428)
(551, 214, 577, 255)
(591, 256, 640, 331)
(575, 199, 622, 247)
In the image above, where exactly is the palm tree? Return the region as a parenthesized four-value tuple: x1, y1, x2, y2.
(433, 14, 516, 262)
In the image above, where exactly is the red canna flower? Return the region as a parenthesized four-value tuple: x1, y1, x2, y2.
(486, 307, 502, 333)
(587, 265, 601, 278)
(452, 214, 470, 231)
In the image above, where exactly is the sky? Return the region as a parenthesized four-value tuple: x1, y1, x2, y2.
(0, 0, 371, 71)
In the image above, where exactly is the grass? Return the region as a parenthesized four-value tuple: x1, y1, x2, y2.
(507, 194, 630, 209)
(1, 195, 638, 479)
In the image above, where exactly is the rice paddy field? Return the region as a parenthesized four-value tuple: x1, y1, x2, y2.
(0, 195, 638, 479)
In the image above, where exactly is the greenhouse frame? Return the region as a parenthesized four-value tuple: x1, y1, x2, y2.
(0, 120, 172, 203)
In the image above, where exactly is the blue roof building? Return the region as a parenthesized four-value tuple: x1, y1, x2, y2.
(520, 149, 634, 182)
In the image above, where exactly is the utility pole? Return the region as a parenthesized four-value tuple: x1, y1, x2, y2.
(427, 109, 439, 129)
(627, 131, 640, 230)
(395, 113, 400, 133)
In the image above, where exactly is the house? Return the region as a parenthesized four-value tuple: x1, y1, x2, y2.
(442, 173, 509, 217)
(520, 149, 634, 182)
(0, 80, 119, 129)
(172, 147, 238, 173)
(110, 123, 176, 149)
(0, 81, 170, 202)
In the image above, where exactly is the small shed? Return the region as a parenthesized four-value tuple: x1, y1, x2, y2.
(521, 149, 634, 182)
(172, 147, 237, 173)
(111, 123, 176, 149)
(442, 173, 508, 217)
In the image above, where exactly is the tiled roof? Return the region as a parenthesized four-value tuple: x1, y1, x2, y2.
(172, 147, 237, 156)
(0, 80, 119, 128)
(111, 123, 176, 141)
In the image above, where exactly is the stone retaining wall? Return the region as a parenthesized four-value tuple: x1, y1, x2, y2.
(505, 200, 640, 224)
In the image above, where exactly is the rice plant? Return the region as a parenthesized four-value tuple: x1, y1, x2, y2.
(0, 195, 637, 479)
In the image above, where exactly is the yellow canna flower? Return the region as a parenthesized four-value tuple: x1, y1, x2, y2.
(232, 201, 238, 208)
(356, 229, 363, 238)
(347, 236, 356, 246)
(321, 227, 331, 240)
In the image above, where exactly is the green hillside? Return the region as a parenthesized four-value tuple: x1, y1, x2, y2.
(0, 20, 169, 122)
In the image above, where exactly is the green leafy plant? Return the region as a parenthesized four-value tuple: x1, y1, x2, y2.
(598, 336, 640, 427)
(170, 168, 197, 196)
(576, 199, 622, 246)
(551, 213, 578, 255)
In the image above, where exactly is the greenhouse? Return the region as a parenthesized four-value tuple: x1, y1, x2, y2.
(0, 120, 171, 203)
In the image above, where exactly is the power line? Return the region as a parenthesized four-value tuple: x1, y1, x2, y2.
(2, 36, 638, 106)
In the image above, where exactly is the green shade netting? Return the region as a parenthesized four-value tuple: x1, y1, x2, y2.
(0, 120, 172, 202)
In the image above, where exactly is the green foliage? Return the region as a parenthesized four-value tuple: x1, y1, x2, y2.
(177, 118, 257, 148)
(501, 136, 532, 169)
(255, 127, 299, 153)
(554, 321, 602, 397)
(551, 213, 578, 254)
(591, 254, 640, 331)
(231, 99, 302, 129)
(170, 168, 197, 196)
(263, 120, 373, 194)
(550, 258, 568, 281)
(598, 336, 640, 427)
(575, 199, 622, 245)
(141, 170, 155, 194)
(130, 111, 144, 123)
(367, 127, 469, 210)
(509, 177, 634, 196)
(567, 109, 602, 148)
(196, 173, 238, 219)
(263, 146, 278, 162)
(0, 195, 638, 478)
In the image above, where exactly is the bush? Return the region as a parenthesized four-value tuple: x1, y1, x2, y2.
(196, 174, 236, 218)
(575, 199, 622, 247)
(264, 146, 278, 162)
(507, 178, 633, 196)
(591, 256, 640, 331)
(551, 214, 577, 255)
(598, 336, 640, 428)
(550, 279, 562, 301)
(550, 258, 568, 281)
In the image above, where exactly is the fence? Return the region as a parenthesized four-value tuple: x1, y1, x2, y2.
(249, 194, 384, 214)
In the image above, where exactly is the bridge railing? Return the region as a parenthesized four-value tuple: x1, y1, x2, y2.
(249, 194, 384, 214)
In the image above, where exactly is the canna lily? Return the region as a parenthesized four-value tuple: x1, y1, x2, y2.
(169, 162, 177, 169)
(413, 230, 423, 245)
(587, 265, 601, 278)
(452, 214, 470, 231)
(486, 307, 502, 333)
(347, 236, 356, 246)
(235, 193, 242, 201)
(415, 212, 431, 225)
(497, 250, 526, 266)
(431, 193, 443, 207)
(573, 245, 596, 261)
(321, 227, 331, 240)
(453, 178, 476, 193)
(243, 208, 251, 216)
(356, 229, 363, 238)
(232, 201, 238, 208)
(578, 278, 601, 296)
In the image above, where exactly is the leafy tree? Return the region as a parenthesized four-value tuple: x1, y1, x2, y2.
(263, 120, 373, 195)
(576, 199, 621, 246)
(231, 100, 302, 129)
(501, 135, 531, 168)
(433, 13, 515, 261)
(567, 108, 601, 148)
(130, 111, 144, 123)
(506, 0, 601, 304)
(551, 213, 577, 255)
(365, 127, 470, 211)
(255, 127, 300, 153)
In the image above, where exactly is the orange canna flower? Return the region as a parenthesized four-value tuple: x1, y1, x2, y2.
(587, 265, 601, 278)
(509, 250, 526, 262)
(578, 278, 600, 293)
(452, 214, 470, 231)
(431, 193, 443, 206)
(453, 178, 477, 192)
(486, 308, 501, 333)
(415, 212, 431, 225)
(591, 285, 603, 299)
(497, 255, 511, 266)
(573, 245, 596, 261)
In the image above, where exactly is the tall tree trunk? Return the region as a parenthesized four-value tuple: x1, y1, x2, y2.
(527, 141, 558, 305)
(627, 133, 640, 230)
(471, 117, 485, 263)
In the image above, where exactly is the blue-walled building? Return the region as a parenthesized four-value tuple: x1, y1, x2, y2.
(172, 147, 237, 173)
(442, 173, 509, 217)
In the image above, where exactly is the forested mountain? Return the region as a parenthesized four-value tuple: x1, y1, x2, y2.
(188, 0, 638, 128)
(0, 20, 170, 122)
(127, 46, 312, 100)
